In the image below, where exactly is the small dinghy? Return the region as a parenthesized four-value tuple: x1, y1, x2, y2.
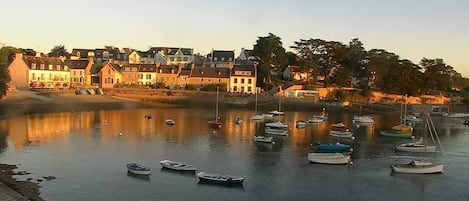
(127, 163, 151, 176)
(160, 160, 197, 172)
(196, 171, 244, 185)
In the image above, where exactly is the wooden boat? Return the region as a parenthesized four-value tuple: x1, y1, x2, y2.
(380, 130, 414, 138)
(196, 171, 244, 185)
(390, 158, 444, 174)
(208, 87, 222, 129)
(127, 163, 151, 176)
(395, 138, 437, 153)
(159, 160, 197, 172)
(265, 122, 288, 135)
(329, 122, 354, 139)
(165, 119, 175, 125)
(253, 135, 274, 143)
(307, 152, 351, 165)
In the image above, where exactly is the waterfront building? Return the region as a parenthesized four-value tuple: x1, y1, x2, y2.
(188, 66, 231, 91)
(229, 65, 257, 94)
(68, 58, 94, 88)
(236, 48, 259, 65)
(7, 53, 70, 90)
(137, 64, 157, 85)
(156, 65, 181, 89)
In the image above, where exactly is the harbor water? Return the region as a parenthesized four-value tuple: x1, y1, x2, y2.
(0, 106, 468, 201)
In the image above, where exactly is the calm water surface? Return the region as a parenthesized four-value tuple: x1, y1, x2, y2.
(0, 106, 468, 201)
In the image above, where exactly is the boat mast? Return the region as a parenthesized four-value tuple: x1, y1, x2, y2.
(404, 94, 407, 125)
(255, 89, 258, 114)
(216, 86, 219, 121)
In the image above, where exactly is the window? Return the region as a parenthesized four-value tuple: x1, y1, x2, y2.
(40, 64, 45, 70)
(49, 64, 53, 70)
(31, 63, 36, 69)
(221, 57, 225, 61)
(108, 69, 111, 74)
(233, 86, 237, 92)
(170, 57, 175, 61)
(248, 79, 252, 84)
(40, 74, 44, 80)
(146, 74, 151, 79)
(183, 57, 188, 61)
(218, 79, 221, 83)
(241, 78, 245, 84)
(125, 67, 130, 71)
(248, 86, 252, 92)
(177, 57, 182, 61)
(229, 57, 232, 61)
(234, 78, 238, 84)
(56, 65, 61, 70)
(214, 57, 218, 61)
(80, 71, 83, 75)
(73, 71, 76, 76)
(139, 74, 143, 79)
(132, 67, 138, 72)
(32, 73, 36, 80)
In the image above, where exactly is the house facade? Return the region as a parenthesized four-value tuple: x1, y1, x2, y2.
(229, 65, 257, 94)
(121, 64, 143, 85)
(68, 58, 94, 88)
(188, 67, 231, 91)
(208, 50, 234, 68)
(155, 65, 180, 88)
(138, 64, 157, 85)
(166, 48, 193, 66)
(98, 62, 122, 89)
(7, 53, 70, 90)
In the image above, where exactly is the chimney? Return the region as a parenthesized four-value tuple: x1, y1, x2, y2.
(35, 52, 41, 57)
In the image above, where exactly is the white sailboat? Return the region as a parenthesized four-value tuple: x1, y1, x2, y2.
(353, 105, 374, 124)
(269, 95, 284, 115)
(251, 90, 264, 120)
(208, 87, 222, 129)
(307, 152, 351, 165)
(390, 113, 445, 174)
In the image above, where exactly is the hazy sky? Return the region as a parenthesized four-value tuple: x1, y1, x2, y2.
(1, 0, 468, 77)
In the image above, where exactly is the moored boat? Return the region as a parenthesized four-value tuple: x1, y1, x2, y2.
(395, 138, 437, 153)
(307, 152, 351, 165)
(380, 130, 414, 138)
(196, 171, 244, 185)
(329, 122, 355, 139)
(235, 117, 243, 124)
(127, 163, 151, 176)
(353, 115, 374, 124)
(160, 160, 197, 172)
(265, 122, 288, 135)
(165, 119, 175, 125)
(312, 142, 353, 154)
(390, 158, 444, 174)
(253, 135, 274, 143)
(296, 120, 306, 128)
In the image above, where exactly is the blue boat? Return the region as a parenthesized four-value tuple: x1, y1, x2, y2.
(312, 142, 353, 154)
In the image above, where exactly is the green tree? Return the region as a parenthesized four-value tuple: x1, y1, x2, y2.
(420, 58, 456, 93)
(0, 46, 21, 98)
(253, 33, 287, 86)
(48, 45, 69, 58)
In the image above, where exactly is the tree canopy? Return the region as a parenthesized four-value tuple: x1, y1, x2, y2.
(253, 33, 287, 86)
(48, 45, 69, 57)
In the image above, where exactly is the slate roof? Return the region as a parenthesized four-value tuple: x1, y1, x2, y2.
(179, 69, 191, 77)
(231, 65, 256, 77)
(157, 65, 179, 74)
(71, 49, 93, 59)
(67, 60, 89, 70)
(21, 55, 67, 71)
(149, 47, 193, 56)
(190, 67, 230, 78)
(209, 50, 234, 61)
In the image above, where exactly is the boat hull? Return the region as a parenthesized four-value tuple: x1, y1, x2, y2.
(253, 136, 274, 143)
(265, 128, 288, 135)
(380, 130, 414, 138)
(127, 163, 151, 176)
(329, 131, 354, 138)
(307, 153, 351, 165)
(395, 145, 437, 153)
(196, 172, 244, 185)
(391, 164, 444, 174)
(160, 160, 197, 172)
